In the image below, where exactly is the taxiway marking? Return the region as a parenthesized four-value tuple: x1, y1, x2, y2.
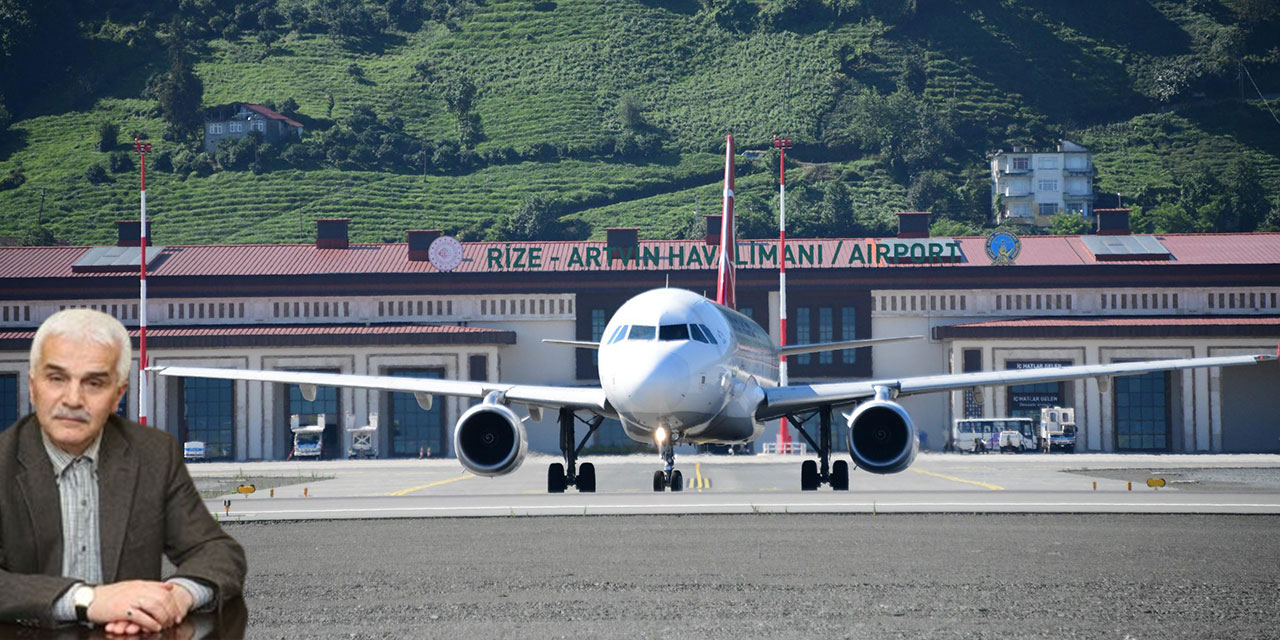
(212, 500, 1280, 519)
(384, 473, 476, 496)
(910, 467, 1005, 491)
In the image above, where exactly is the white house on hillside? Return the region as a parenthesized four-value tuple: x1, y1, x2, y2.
(990, 140, 1095, 228)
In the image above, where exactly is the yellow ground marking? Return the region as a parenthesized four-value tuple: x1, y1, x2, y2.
(910, 467, 1005, 491)
(384, 473, 476, 496)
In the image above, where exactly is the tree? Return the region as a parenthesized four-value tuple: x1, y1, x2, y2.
(929, 218, 979, 237)
(1222, 158, 1269, 232)
(96, 122, 119, 152)
(498, 195, 563, 240)
(442, 75, 476, 117)
(442, 75, 481, 148)
(84, 163, 109, 184)
(0, 93, 10, 132)
(1048, 213, 1091, 235)
(906, 171, 960, 217)
(107, 150, 133, 173)
(617, 95, 644, 131)
(825, 89, 956, 174)
(153, 42, 205, 141)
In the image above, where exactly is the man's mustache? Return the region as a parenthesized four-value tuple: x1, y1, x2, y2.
(53, 408, 92, 422)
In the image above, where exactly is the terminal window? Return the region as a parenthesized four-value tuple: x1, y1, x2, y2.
(388, 368, 445, 457)
(180, 377, 234, 460)
(1115, 371, 1170, 451)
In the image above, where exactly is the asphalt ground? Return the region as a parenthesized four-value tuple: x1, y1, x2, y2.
(226, 513, 1280, 639)
(183, 454, 1280, 638)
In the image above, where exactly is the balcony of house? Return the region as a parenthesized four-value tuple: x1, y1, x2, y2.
(1064, 165, 1094, 176)
(1063, 190, 1096, 201)
(999, 188, 1034, 199)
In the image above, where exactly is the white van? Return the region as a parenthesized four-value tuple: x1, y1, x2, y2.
(950, 418, 1040, 453)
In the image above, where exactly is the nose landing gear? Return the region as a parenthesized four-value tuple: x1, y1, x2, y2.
(652, 428, 684, 492)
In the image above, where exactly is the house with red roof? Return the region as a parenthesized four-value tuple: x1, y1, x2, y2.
(203, 102, 303, 154)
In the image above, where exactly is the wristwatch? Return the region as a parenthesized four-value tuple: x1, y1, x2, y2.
(72, 584, 95, 623)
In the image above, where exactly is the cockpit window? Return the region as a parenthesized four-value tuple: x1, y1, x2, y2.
(658, 324, 690, 341)
(689, 324, 708, 343)
(698, 324, 718, 344)
(606, 325, 628, 344)
(627, 325, 656, 340)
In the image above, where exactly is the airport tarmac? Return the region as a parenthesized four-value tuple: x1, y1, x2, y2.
(189, 454, 1280, 638)
(195, 452, 1280, 520)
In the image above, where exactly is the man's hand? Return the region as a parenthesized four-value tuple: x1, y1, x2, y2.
(88, 580, 193, 635)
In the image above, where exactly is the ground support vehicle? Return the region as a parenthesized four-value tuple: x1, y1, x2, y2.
(346, 412, 379, 459)
(290, 414, 325, 459)
(1041, 407, 1077, 452)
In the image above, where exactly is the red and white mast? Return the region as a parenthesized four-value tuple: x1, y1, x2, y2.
(773, 135, 793, 450)
(135, 138, 151, 427)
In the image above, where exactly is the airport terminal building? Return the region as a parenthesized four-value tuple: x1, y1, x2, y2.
(2, 211, 1278, 460)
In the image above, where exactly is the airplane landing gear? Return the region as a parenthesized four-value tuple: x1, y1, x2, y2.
(788, 405, 850, 491)
(547, 408, 603, 493)
(652, 428, 683, 491)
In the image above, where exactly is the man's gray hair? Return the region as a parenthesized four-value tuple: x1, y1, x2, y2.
(30, 309, 132, 383)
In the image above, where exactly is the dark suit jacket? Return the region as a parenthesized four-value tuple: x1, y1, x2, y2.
(0, 414, 246, 628)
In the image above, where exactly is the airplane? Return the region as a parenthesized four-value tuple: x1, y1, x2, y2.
(151, 135, 1279, 493)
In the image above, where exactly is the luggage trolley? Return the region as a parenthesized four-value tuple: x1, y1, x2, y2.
(346, 412, 379, 459)
(290, 414, 326, 459)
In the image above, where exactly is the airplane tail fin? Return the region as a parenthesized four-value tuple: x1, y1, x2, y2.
(715, 134, 736, 309)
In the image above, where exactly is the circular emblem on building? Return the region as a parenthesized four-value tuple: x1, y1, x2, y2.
(985, 230, 1021, 265)
(427, 235, 464, 272)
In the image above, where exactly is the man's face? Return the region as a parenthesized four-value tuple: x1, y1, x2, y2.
(29, 334, 127, 456)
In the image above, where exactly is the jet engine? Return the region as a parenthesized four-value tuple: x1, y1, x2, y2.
(452, 402, 528, 476)
(846, 400, 918, 474)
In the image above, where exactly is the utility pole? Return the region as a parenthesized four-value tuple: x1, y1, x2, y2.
(134, 138, 152, 427)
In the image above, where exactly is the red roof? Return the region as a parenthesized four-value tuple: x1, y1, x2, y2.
(944, 317, 1280, 328)
(1, 233, 1278, 280)
(933, 316, 1280, 339)
(0, 324, 515, 349)
(0, 324, 510, 340)
(243, 103, 304, 129)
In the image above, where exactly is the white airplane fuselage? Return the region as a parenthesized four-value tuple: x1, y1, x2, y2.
(597, 288, 779, 445)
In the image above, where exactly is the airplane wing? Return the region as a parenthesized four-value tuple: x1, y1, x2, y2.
(149, 366, 609, 412)
(541, 339, 601, 350)
(777, 335, 923, 357)
(757, 352, 1276, 421)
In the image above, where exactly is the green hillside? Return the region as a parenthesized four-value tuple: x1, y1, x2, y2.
(1, 0, 1278, 246)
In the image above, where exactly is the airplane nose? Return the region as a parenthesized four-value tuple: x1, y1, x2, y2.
(622, 352, 691, 415)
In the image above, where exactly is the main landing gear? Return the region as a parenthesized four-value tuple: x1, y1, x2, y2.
(652, 427, 683, 492)
(547, 408, 605, 493)
(786, 405, 850, 491)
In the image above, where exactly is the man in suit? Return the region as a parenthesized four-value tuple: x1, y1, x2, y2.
(0, 309, 246, 634)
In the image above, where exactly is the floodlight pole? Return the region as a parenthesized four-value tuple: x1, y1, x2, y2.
(135, 138, 151, 427)
(773, 134, 793, 449)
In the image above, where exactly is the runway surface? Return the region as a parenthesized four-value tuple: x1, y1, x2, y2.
(189, 454, 1280, 638)
(195, 452, 1280, 520)
(227, 514, 1280, 639)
